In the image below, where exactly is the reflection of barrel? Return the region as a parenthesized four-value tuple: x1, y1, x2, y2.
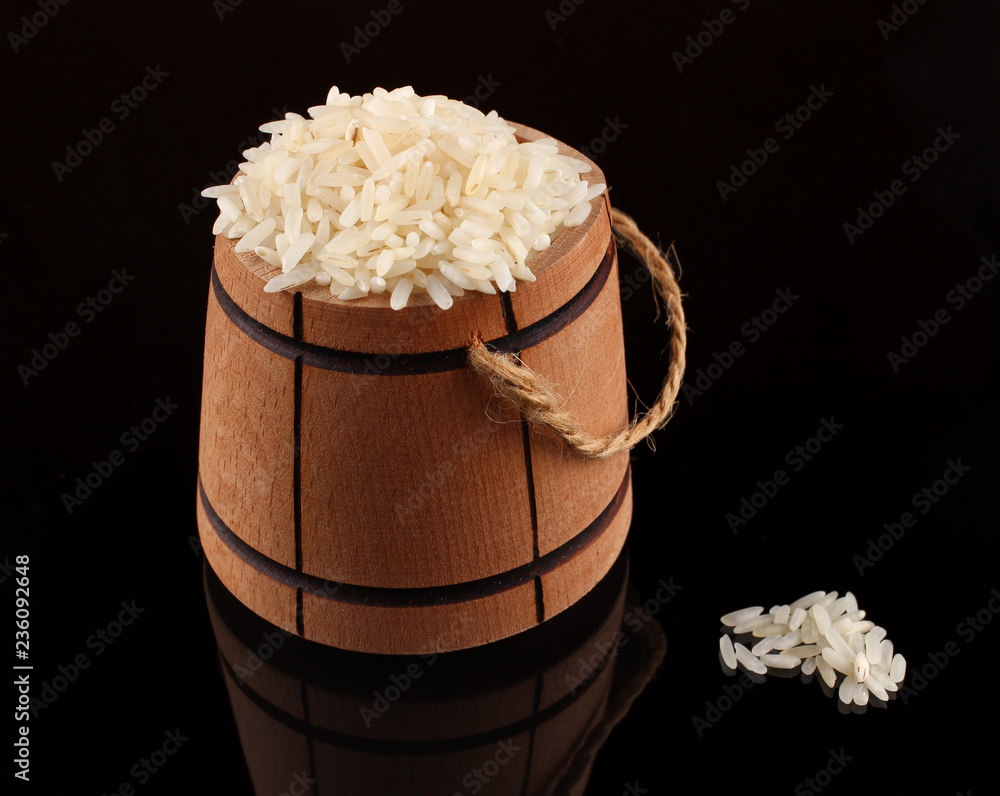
(196, 122, 632, 654)
(205, 548, 663, 796)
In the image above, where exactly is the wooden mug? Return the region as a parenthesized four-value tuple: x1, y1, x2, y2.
(197, 123, 632, 654)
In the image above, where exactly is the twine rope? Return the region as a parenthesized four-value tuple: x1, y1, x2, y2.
(468, 206, 687, 459)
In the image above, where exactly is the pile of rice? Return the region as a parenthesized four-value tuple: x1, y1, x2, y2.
(202, 86, 606, 311)
(719, 591, 907, 708)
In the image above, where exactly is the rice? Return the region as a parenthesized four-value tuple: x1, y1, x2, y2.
(718, 590, 906, 709)
(759, 654, 800, 670)
(773, 629, 802, 650)
(719, 633, 737, 669)
(720, 606, 763, 626)
(204, 86, 607, 309)
(751, 635, 780, 656)
(734, 642, 767, 675)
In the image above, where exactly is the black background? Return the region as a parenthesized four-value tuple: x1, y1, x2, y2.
(4, 0, 998, 793)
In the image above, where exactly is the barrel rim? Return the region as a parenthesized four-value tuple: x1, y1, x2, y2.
(209, 237, 615, 373)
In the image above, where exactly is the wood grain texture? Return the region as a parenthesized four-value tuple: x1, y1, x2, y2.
(198, 290, 296, 567)
(520, 254, 630, 557)
(198, 475, 630, 654)
(198, 121, 631, 653)
(300, 365, 532, 588)
(539, 479, 632, 622)
(197, 489, 297, 635)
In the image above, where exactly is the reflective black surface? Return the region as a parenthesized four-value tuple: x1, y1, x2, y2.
(5, 0, 998, 793)
(204, 550, 665, 796)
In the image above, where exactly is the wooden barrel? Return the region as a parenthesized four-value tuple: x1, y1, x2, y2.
(197, 122, 632, 654)
(203, 550, 653, 796)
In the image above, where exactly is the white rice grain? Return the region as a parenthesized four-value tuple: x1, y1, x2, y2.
(734, 642, 767, 675)
(811, 604, 832, 635)
(760, 654, 800, 670)
(890, 654, 906, 683)
(234, 218, 276, 253)
(774, 629, 802, 650)
(751, 635, 781, 656)
(264, 269, 313, 293)
(788, 608, 807, 631)
(790, 591, 826, 612)
(281, 233, 316, 272)
(816, 656, 837, 688)
(425, 274, 453, 310)
(821, 647, 854, 677)
(733, 614, 771, 634)
(866, 674, 888, 701)
(390, 277, 413, 310)
(720, 634, 737, 669)
(838, 676, 857, 705)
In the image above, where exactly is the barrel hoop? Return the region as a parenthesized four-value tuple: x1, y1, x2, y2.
(198, 465, 629, 607)
(211, 237, 615, 375)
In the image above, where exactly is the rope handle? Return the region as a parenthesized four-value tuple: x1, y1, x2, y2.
(468, 206, 687, 459)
